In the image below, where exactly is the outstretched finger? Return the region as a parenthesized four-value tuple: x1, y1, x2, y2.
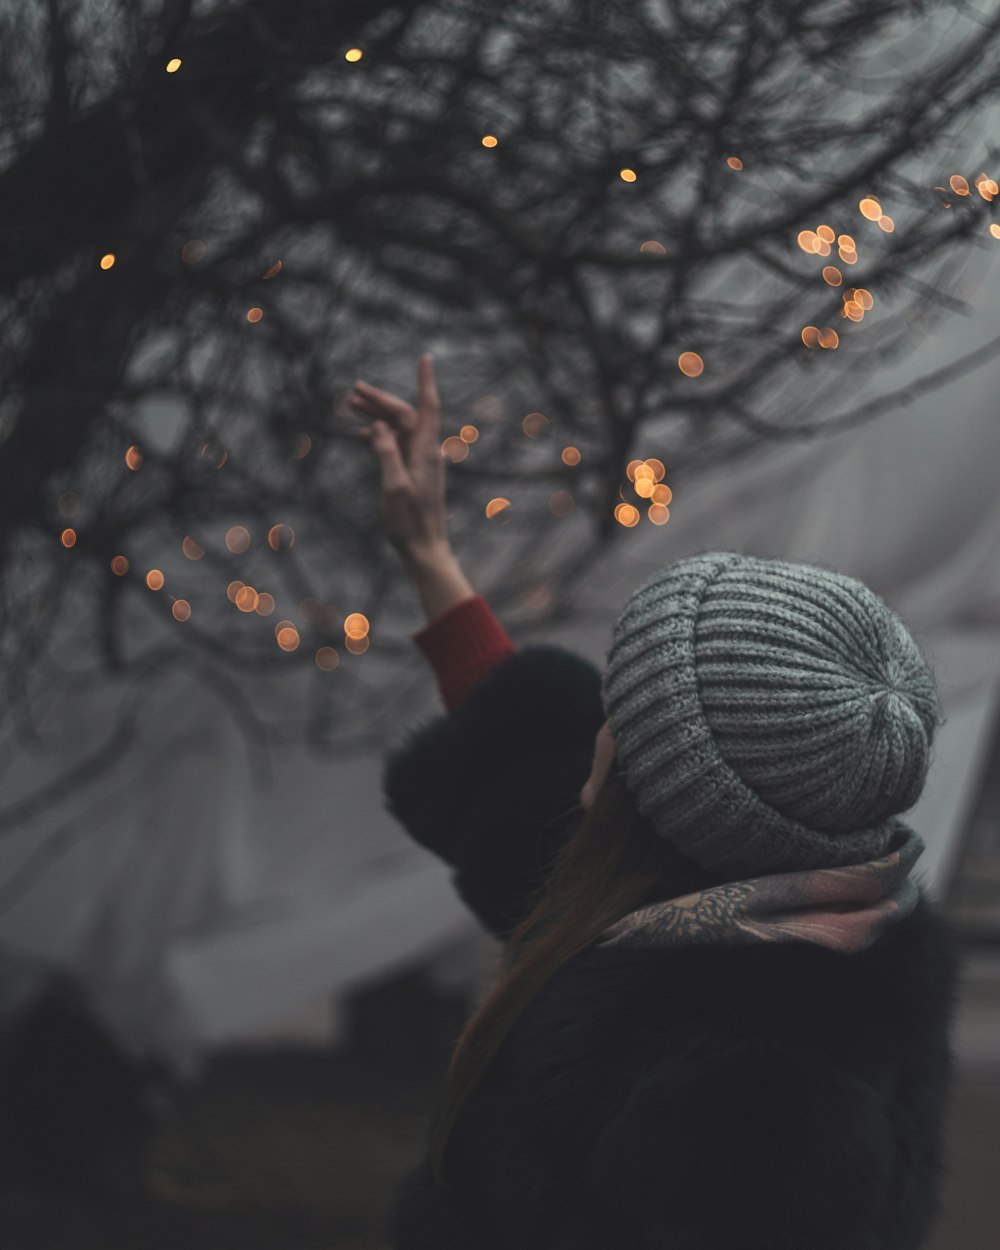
(368, 420, 412, 493)
(416, 353, 441, 441)
(353, 380, 417, 434)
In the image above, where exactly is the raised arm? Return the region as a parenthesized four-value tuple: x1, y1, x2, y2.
(351, 356, 603, 938)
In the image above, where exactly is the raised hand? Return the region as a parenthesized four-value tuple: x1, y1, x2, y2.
(350, 354, 449, 561)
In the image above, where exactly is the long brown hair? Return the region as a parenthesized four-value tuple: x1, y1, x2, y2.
(427, 756, 725, 1188)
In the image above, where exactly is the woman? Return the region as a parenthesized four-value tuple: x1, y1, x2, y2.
(351, 355, 964, 1250)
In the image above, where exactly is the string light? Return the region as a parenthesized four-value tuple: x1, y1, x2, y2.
(345, 48, 363, 62)
(100, 253, 116, 270)
(482, 135, 498, 147)
(165, 58, 182, 73)
(619, 168, 637, 182)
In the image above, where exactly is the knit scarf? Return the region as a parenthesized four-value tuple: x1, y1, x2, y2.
(592, 822, 926, 955)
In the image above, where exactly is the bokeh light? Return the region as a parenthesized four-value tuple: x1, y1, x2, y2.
(485, 498, 511, 518)
(111, 555, 129, 576)
(226, 526, 251, 553)
(315, 647, 340, 671)
(276, 625, 300, 652)
(100, 253, 116, 270)
(267, 524, 295, 550)
(677, 352, 704, 377)
(125, 445, 142, 470)
(146, 569, 164, 591)
(548, 490, 575, 517)
(859, 196, 882, 220)
(182, 536, 204, 560)
(344, 613, 369, 640)
(614, 503, 640, 527)
(441, 436, 468, 462)
(172, 600, 191, 621)
(60, 528, 76, 548)
(522, 412, 548, 437)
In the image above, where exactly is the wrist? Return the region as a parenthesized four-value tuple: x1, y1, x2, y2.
(399, 540, 455, 572)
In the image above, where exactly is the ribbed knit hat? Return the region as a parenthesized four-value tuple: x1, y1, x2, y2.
(602, 551, 943, 880)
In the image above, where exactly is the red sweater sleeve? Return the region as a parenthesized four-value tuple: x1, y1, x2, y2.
(412, 594, 518, 712)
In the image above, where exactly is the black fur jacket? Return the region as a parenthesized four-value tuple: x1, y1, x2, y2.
(381, 644, 965, 1250)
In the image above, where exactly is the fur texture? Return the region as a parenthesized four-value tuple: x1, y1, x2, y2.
(382, 645, 965, 1250)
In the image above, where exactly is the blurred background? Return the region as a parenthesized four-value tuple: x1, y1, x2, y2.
(1, 0, 999, 1246)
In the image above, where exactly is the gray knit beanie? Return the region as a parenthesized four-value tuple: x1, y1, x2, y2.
(602, 550, 943, 880)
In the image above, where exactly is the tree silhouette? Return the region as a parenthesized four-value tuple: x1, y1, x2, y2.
(2, 0, 1000, 859)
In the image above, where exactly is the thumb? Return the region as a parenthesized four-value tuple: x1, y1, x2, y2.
(369, 420, 411, 493)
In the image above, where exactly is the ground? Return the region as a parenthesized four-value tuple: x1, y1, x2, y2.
(0, 961, 996, 1248)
